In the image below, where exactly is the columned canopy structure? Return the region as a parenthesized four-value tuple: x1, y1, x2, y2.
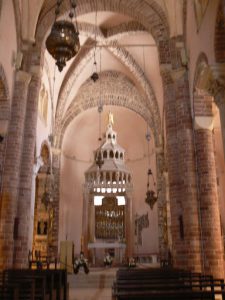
(83, 117, 133, 265)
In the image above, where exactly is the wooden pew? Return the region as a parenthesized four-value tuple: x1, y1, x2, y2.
(3, 270, 48, 300)
(1, 269, 68, 300)
(113, 268, 225, 300)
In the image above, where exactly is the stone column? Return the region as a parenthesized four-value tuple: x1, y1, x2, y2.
(13, 71, 41, 268)
(175, 71, 202, 272)
(125, 194, 133, 258)
(161, 66, 202, 272)
(160, 66, 185, 269)
(155, 150, 167, 260)
(0, 71, 31, 270)
(82, 186, 89, 257)
(194, 116, 224, 278)
(217, 102, 225, 160)
(51, 151, 61, 257)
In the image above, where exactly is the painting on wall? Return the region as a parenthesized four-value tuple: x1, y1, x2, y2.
(194, 0, 209, 31)
(135, 213, 149, 246)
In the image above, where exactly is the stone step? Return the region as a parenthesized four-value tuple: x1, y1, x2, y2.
(69, 268, 116, 289)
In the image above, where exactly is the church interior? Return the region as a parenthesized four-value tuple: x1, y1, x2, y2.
(0, 0, 225, 299)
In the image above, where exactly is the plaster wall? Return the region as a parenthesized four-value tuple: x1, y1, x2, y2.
(60, 106, 159, 255)
(0, 0, 17, 100)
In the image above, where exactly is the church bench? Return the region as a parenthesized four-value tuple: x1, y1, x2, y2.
(2, 269, 68, 300)
(113, 268, 225, 300)
(2, 271, 49, 300)
(0, 279, 37, 300)
(116, 268, 214, 282)
(113, 289, 225, 299)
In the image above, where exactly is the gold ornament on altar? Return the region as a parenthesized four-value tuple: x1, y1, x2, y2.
(108, 111, 114, 127)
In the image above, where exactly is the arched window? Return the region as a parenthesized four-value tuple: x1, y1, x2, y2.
(110, 150, 114, 158)
(115, 151, 119, 159)
(103, 150, 107, 158)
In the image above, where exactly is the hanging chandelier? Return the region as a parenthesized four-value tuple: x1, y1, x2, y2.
(145, 168, 157, 209)
(46, 0, 80, 72)
(145, 126, 157, 209)
(91, 1, 99, 82)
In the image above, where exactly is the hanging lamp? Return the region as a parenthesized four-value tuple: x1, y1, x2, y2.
(46, 0, 80, 72)
(145, 126, 157, 209)
(91, 0, 99, 82)
(95, 48, 104, 169)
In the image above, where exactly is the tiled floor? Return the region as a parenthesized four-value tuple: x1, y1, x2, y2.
(68, 268, 117, 300)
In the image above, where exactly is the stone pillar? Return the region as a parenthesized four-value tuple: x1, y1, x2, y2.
(217, 102, 225, 161)
(0, 71, 31, 270)
(13, 72, 41, 268)
(82, 186, 89, 257)
(161, 66, 202, 272)
(125, 194, 133, 258)
(155, 150, 168, 259)
(194, 118, 224, 278)
(160, 67, 185, 269)
(51, 151, 60, 257)
(175, 71, 201, 272)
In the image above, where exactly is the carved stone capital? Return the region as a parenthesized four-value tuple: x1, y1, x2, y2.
(195, 63, 225, 106)
(194, 116, 214, 131)
(16, 70, 32, 86)
(170, 67, 186, 81)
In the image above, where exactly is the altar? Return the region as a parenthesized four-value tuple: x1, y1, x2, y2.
(88, 242, 126, 265)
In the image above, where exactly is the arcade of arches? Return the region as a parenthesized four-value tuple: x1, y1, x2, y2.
(0, 0, 225, 280)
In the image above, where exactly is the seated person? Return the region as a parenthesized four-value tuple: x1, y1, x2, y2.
(74, 251, 89, 274)
(104, 252, 113, 267)
(128, 257, 136, 268)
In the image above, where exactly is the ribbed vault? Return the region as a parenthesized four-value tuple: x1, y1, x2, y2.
(55, 71, 160, 148)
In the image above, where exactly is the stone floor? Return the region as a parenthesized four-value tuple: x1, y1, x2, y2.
(68, 267, 117, 300)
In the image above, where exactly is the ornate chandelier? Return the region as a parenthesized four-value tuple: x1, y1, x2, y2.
(46, 0, 80, 72)
(145, 127, 157, 209)
(91, 1, 99, 82)
(145, 169, 157, 209)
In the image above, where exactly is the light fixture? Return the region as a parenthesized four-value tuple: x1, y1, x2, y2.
(46, 0, 80, 72)
(95, 48, 104, 169)
(145, 125, 157, 209)
(91, 0, 99, 82)
(145, 168, 157, 209)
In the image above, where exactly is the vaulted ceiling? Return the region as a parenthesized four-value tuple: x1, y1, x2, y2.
(15, 0, 184, 148)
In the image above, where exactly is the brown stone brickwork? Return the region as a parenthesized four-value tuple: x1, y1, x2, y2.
(161, 59, 202, 273)
(0, 71, 31, 270)
(195, 129, 224, 278)
(13, 73, 41, 268)
(215, 0, 225, 63)
(0, 64, 10, 202)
